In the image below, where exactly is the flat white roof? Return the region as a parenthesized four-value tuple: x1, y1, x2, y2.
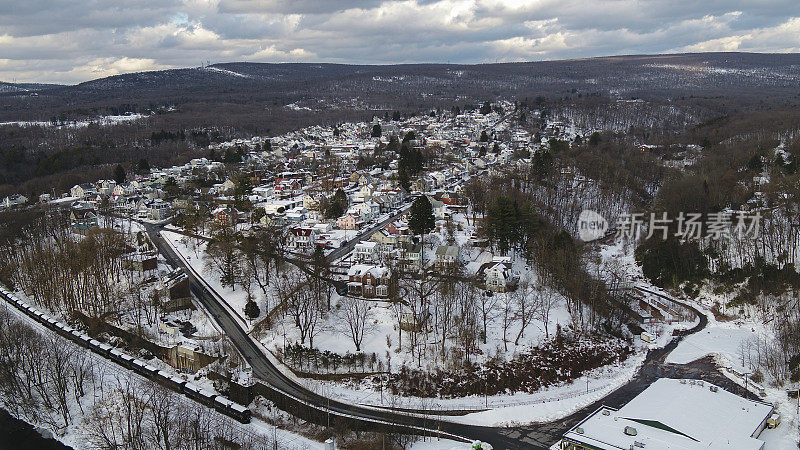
(563, 378, 772, 450)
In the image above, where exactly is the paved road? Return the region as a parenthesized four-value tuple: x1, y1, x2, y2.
(146, 221, 737, 449)
(324, 201, 413, 263)
(149, 224, 526, 446)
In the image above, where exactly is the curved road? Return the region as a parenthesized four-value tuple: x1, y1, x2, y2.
(150, 224, 525, 447)
(150, 224, 724, 449)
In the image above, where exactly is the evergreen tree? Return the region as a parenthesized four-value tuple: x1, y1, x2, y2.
(548, 138, 569, 152)
(588, 131, 601, 146)
(386, 135, 400, 153)
(136, 158, 150, 174)
(235, 176, 253, 197)
(479, 101, 492, 115)
(371, 124, 382, 137)
(480, 130, 489, 142)
(748, 153, 764, 172)
(245, 300, 261, 322)
(113, 164, 126, 184)
(408, 196, 435, 236)
(398, 143, 423, 176)
(325, 188, 349, 219)
(398, 165, 411, 192)
(531, 150, 554, 181)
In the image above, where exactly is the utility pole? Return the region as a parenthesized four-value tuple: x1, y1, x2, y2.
(744, 372, 751, 397)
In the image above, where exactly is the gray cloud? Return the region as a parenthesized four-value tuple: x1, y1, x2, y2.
(0, 0, 798, 83)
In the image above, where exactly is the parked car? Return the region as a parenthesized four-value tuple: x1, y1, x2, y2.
(767, 413, 781, 429)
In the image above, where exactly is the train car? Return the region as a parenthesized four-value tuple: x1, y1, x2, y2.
(183, 382, 203, 400)
(184, 382, 218, 406)
(143, 364, 159, 377)
(44, 316, 59, 330)
(169, 375, 188, 391)
(230, 403, 252, 424)
(109, 348, 125, 365)
(97, 343, 114, 356)
(119, 353, 136, 369)
(196, 388, 217, 406)
(61, 324, 75, 334)
(75, 333, 93, 348)
(155, 370, 172, 385)
(132, 359, 150, 376)
(156, 371, 187, 390)
(214, 396, 234, 414)
(87, 339, 103, 354)
(63, 329, 83, 346)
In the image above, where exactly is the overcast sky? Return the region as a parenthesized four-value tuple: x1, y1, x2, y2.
(1, 0, 799, 84)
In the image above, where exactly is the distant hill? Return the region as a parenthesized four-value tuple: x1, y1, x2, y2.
(0, 81, 64, 94)
(1, 52, 799, 200)
(2, 52, 799, 122)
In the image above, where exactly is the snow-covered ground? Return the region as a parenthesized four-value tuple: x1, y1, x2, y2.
(0, 298, 322, 450)
(667, 321, 758, 371)
(0, 113, 148, 129)
(665, 306, 799, 449)
(162, 230, 256, 330)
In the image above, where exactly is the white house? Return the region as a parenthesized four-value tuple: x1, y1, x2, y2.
(483, 261, 518, 292)
(435, 245, 461, 270)
(2, 194, 27, 208)
(71, 183, 98, 199)
(353, 241, 381, 262)
(426, 196, 449, 219)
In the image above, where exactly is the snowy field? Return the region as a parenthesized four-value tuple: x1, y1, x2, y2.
(667, 322, 758, 371)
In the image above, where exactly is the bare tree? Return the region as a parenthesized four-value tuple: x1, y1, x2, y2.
(340, 297, 372, 351)
(513, 281, 542, 346)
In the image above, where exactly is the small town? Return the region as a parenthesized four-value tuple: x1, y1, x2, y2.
(1, 2, 800, 449)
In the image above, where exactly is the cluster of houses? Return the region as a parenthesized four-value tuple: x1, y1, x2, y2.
(15, 101, 542, 298)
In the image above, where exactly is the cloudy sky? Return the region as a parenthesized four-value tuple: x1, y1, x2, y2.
(1, 0, 799, 84)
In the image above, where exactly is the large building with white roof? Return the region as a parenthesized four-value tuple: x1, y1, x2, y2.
(560, 378, 773, 450)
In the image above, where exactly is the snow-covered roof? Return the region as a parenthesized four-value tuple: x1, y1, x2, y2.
(347, 264, 389, 278)
(563, 378, 773, 450)
(354, 240, 378, 249)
